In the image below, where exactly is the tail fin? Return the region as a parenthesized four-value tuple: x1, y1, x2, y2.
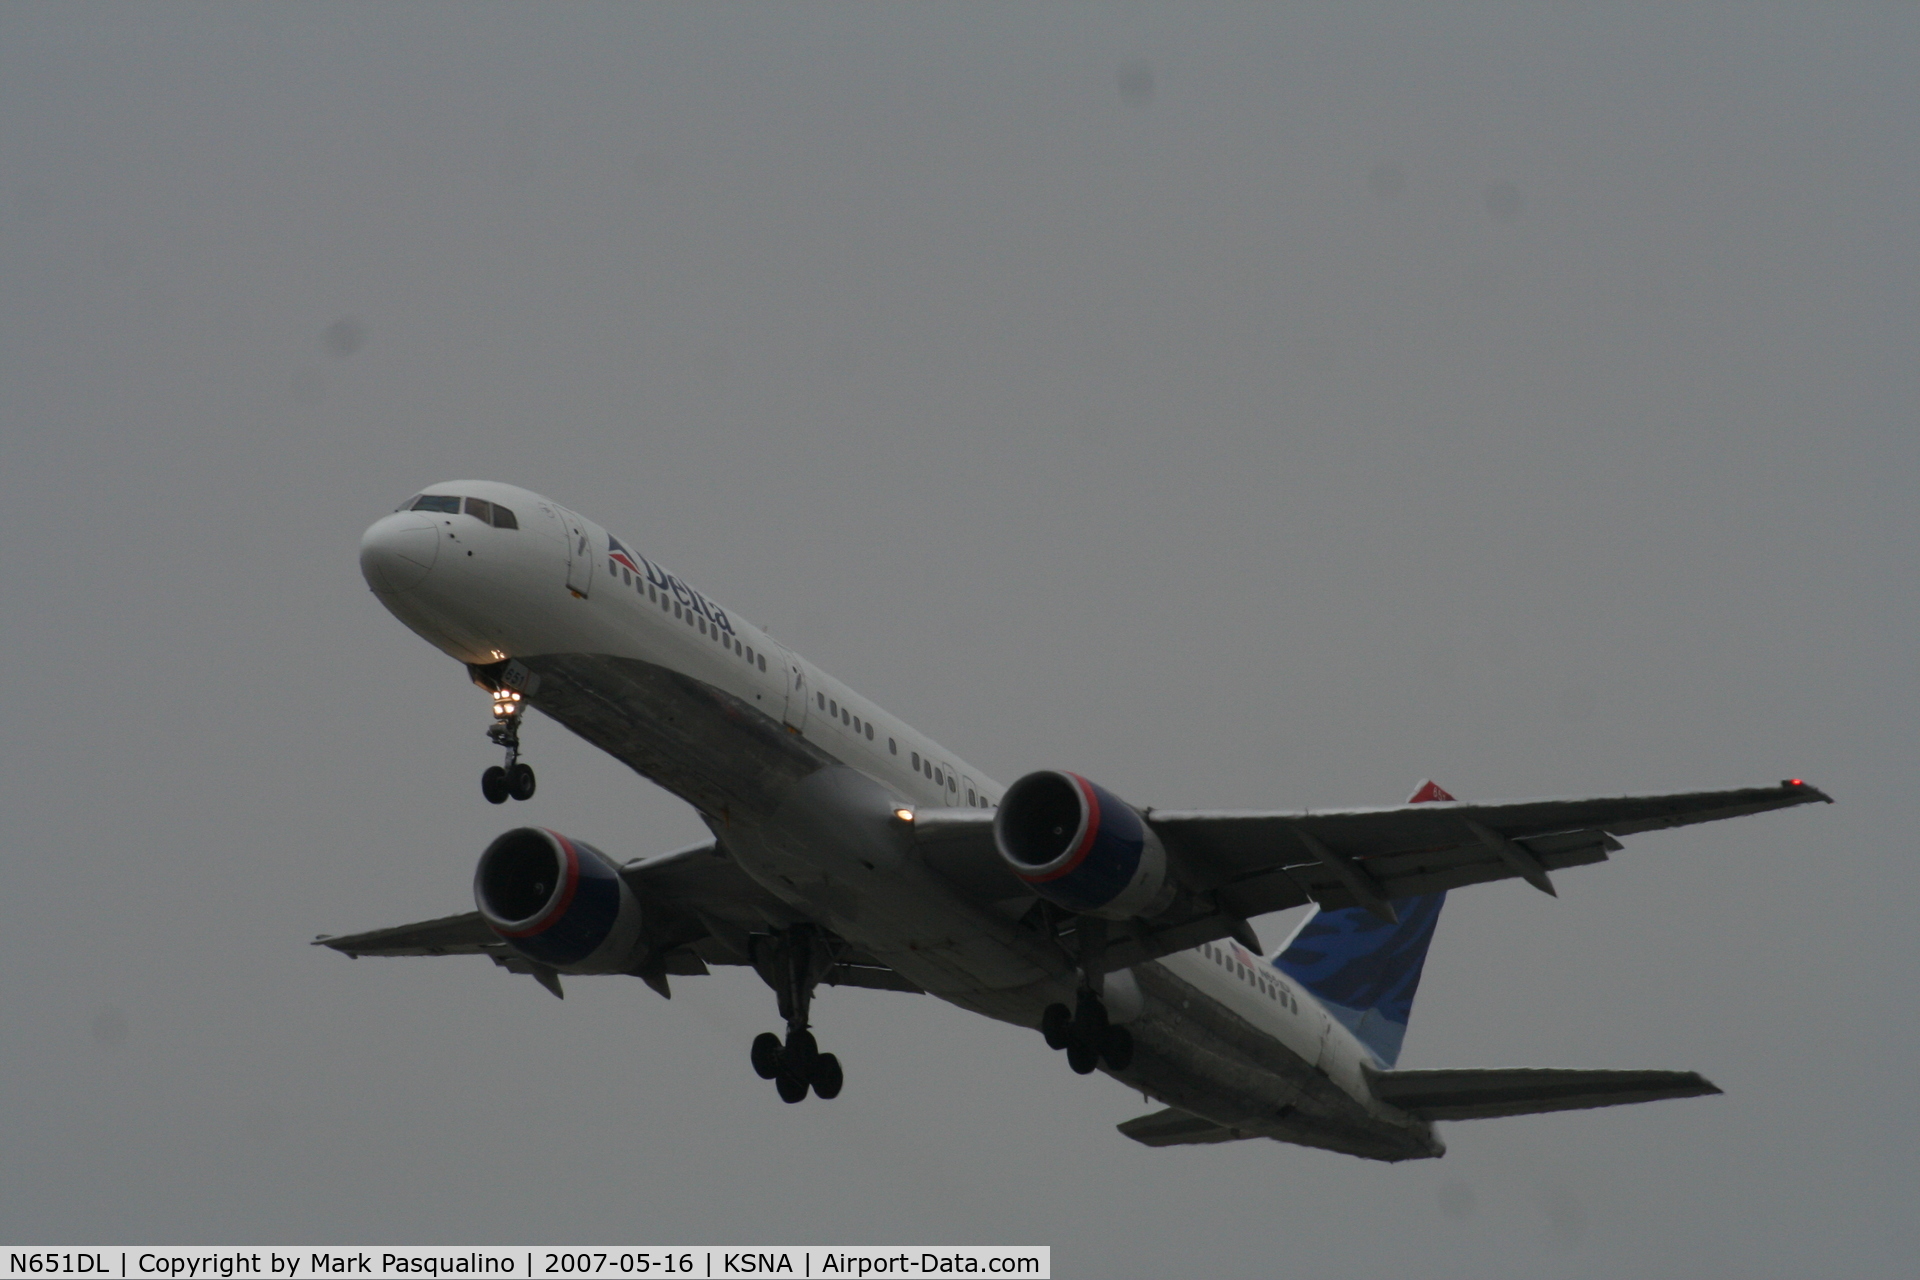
(1271, 779, 1457, 1067)
(1273, 893, 1445, 1068)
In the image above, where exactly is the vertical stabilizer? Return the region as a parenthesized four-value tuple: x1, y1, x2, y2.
(1273, 894, 1444, 1067)
(1271, 780, 1456, 1067)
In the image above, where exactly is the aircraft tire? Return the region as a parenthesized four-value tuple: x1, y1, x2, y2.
(783, 1028, 818, 1074)
(775, 1071, 810, 1104)
(507, 763, 537, 801)
(810, 1052, 844, 1100)
(751, 1032, 784, 1080)
(1073, 989, 1109, 1036)
(1100, 1025, 1134, 1072)
(1066, 1041, 1100, 1075)
(1041, 1003, 1073, 1050)
(481, 766, 510, 804)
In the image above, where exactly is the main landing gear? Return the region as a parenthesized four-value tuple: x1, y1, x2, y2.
(1040, 989, 1133, 1075)
(1039, 915, 1132, 1075)
(748, 925, 844, 1103)
(481, 687, 537, 805)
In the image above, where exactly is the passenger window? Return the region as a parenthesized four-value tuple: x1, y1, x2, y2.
(829, 699, 838, 716)
(622, 568, 632, 585)
(911, 752, 920, 769)
(465, 497, 493, 523)
(744, 645, 753, 663)
(820, 693, 828, 711)
(842, 709, 851, 726)
(889, 738, 897, 754)
(757, 654, 766, 672)
(934, 768, 944, 786)
(492, 505, 518, 529)
(412, 495, 460, 513)
(967, 789, 976, 805)
(866, 724, 875, 741)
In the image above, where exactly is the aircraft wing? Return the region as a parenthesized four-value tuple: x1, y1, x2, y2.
(314, 911, 500, 957)
(1370, 1067, 1722, 1121)
(912, 781, 1829, 970)
(314, 838, 919, 997)
(1148, 780, 1830, 920)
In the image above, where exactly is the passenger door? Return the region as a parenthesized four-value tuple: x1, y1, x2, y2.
(556, 507, 594, 596)
(772, 642, 808, 733)
(535, 502, 593, 597)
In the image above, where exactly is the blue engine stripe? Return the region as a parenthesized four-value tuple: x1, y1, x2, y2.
(1029, 778, 1145, 914)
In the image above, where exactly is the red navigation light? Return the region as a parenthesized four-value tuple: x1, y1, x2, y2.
(1789, 779, 1804, 787)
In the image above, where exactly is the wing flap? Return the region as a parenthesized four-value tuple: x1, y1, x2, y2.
(1371, 1067, 1722, 1121)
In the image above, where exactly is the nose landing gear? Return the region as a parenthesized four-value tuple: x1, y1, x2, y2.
(748, 925, 844, 1103)
(481, 687, 536, 804)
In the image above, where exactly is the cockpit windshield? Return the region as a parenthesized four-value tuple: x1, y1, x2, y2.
(406, 493, 519, 528)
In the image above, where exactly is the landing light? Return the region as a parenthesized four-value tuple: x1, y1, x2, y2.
(893, 808, 915, 824)
(492, 689, 524, 720)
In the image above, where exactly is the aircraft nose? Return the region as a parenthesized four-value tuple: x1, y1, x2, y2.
(360, 512, 440, 593)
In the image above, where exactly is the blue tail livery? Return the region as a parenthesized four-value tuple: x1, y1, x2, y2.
(1273, 892, 1445, 1067)
(1271, 779, 1457, 1067)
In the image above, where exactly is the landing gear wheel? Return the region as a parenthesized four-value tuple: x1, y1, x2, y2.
(782, 1028, 818, 1077)
(1100, 1025, 1135, 1072)
(481, 766, 510, 804)
(1073, 988, 1109, 1037)
(1066, 1041, 1100, 1075)
(1041, 1003, 1073, 1051)
(775, 1071, 810, 1104)
(507, 762, 537, 801)
(751, 1032, 784, 1081)
(809, 1052, 844, 1100)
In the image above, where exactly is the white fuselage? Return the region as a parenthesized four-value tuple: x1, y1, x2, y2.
(360, 481, 1438, 1160)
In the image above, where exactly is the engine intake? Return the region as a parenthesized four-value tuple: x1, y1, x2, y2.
(474, 828, 643, 973)
(994, 771, 1172, 920)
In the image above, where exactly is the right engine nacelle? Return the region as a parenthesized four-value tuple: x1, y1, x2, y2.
(473, 827, 644, 974)
(993, 770, 1173, 920)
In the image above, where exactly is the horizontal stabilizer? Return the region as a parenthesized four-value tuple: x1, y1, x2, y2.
(1372, 1067, 1721, 1121)
(1117, 1107, 1247, 1148)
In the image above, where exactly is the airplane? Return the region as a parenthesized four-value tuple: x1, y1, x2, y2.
(321, 480, 1831, 1161)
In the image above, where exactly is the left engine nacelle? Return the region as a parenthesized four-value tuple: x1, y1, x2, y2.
(994, 771, 1174, 920)
(474, 828, 644, 974)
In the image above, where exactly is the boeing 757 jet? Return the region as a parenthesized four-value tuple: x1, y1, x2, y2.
(322, 481, 1829, 1160)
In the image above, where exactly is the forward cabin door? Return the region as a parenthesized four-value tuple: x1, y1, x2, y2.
(555, 507, 594, 596)
(772, 642, 808, 733)
(536, 501, 594, 597)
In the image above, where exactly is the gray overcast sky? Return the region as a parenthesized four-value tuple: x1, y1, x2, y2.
(1, 4, 1913, 1274)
